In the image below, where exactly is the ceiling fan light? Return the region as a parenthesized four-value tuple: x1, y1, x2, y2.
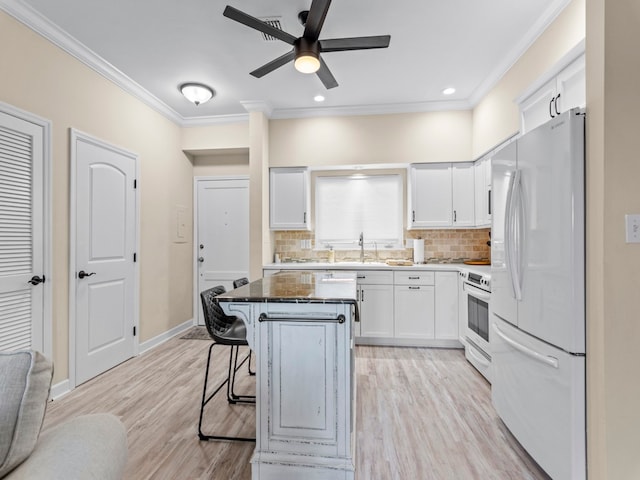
(180, 83, 215, 106)
(295, 54, 320, 74)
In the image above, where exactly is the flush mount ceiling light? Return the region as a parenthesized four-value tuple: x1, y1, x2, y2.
(442, 87, 456, 95)
(180, 83, 215, 106)
(314, 94, 325, 102)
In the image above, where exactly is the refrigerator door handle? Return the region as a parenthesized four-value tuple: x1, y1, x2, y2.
(512, 170, 524, 301)
(506, 170, 522, 301)
(493, 322, 559, 369)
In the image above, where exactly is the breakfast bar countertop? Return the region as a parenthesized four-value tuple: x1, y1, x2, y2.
(215, 270, 358, 305)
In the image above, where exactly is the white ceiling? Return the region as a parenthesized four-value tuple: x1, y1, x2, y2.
(3, 0, 569, 124)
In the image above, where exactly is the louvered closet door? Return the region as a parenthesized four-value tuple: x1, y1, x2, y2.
(0, 111, 44, 352)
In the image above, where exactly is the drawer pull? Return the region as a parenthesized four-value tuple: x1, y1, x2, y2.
(409, 286, 420, 290)
(408, 276, 420, 280)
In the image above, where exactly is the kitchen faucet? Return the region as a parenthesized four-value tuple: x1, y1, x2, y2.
(359, 232, 364, 263)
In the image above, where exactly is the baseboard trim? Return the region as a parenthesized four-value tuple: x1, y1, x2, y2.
(50, 379, 71, 400)
(49, 319, 195, 401)
(138, 318, 195, 354)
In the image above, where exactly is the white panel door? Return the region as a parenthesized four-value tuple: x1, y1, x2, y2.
(0, 110, 46, 352)
(196, 177, 249, 325)
(73, 131, 137, 385)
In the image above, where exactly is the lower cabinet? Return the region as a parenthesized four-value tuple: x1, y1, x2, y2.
(394, 272, 435, 339)
(356, 271, 394, 338)
(434, 271, 459, 340)
(357, 269, 460, 347)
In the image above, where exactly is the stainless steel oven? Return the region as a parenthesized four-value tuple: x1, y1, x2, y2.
(460, 270, 491, 382)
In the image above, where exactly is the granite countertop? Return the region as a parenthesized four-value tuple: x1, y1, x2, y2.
(263, 262, 491, 278)
(216, 270, 358, 305)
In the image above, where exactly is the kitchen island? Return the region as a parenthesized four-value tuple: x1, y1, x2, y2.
(215, 270, 358, 480)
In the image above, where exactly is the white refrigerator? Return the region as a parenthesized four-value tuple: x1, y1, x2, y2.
(491, 108, 586, 480)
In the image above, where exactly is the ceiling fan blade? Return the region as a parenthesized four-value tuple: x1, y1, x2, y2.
(303, 0, 331, 41)
(250, 50, 296, 78)
(320, 35, 391, 52)
(316, 57, 338, 89)
(223, 5, 297, 45)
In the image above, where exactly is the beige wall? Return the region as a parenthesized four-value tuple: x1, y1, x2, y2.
(269, 110, 473, 167)
(472, 0, 586, 156)
(0, 11, 193, 382)
(191, 153, 250, 178)
(586, 0, 640, 477)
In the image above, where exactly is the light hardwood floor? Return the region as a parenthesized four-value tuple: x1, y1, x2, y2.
(43, 334, 549, 480)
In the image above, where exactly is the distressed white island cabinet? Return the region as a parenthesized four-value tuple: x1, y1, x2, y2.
(215, 271, 358, 480)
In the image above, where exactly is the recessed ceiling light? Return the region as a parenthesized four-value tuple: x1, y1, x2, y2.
(314, 95, 325, 102)
(442, 87, 456, 96)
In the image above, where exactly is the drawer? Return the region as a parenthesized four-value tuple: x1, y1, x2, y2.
(394, 271, 435, 286)
(355, 270, 393, 285)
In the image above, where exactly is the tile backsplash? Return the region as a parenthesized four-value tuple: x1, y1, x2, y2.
(274, 228, 491, 263)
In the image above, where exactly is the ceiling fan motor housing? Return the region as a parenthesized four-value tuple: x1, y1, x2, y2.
(294, 37, 320, 61)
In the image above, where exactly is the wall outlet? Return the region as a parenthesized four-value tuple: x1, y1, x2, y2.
(300, 239, 312, 249)
(625, 214, 640, 243)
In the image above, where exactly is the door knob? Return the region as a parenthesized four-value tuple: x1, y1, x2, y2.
(78, 270, 96, 279)
(198, 257, 205, 263)
(28, 275, 45, 285)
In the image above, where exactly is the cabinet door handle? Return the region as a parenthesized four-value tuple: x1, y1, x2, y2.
(303, 212, 306, 224)
(454, 210, 457, 222)
(549, 97, 555, 118)
(555, 93, 561, 115)
(361, 289, 364, 302)
(412, 210, 415, 222)
(488, 189, 492, 215)
(408, 276, 420, 280)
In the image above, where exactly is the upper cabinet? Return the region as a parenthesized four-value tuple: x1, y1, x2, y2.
(474, 156, 491, 227)
(269, 167, 310, 230)
(409, 162, 475, 229)
(518, 53, 585, 134)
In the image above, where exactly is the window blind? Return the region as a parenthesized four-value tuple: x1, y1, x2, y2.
(315, 174, 403, 249)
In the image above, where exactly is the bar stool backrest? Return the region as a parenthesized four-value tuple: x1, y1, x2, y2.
(200, 286, 236, 343)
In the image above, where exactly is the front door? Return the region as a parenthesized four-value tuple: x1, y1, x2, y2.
(0, 107, 49, 354)
(195, 177, 249, 325)
(72, 130, 137, 385)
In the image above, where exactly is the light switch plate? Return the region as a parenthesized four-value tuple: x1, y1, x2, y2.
(625, 214, 640, 243)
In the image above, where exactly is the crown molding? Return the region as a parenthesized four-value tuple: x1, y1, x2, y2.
(0, 0, 189, 125)
(269, 99, 473, 120)
(467, 0, 572, 106)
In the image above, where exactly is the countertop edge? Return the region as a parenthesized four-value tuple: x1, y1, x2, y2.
(262, 262, 491, 277)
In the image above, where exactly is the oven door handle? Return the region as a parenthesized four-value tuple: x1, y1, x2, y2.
(463, 282, 491, 302)
(466, 343, 491, 367)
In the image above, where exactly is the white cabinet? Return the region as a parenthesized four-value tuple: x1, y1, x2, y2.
(393, 271, 435, 339)
(356, 271, 394, 338)
(409, 163, 452, 228)
(409, 163, 475, 228)
(474, 156, 491, 227)
(434, 271, 459, 340)
(269, 167, 310, 230)
(519, 54, 585, 134)
(451, 163, 475, 227)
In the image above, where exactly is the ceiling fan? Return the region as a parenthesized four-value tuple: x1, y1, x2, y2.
(223, 0, 391, 89)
